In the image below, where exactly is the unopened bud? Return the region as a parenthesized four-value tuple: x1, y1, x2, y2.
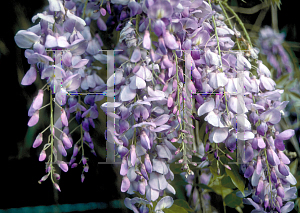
(39, 150, 46, 161)
(224, 164, 231, 170)
(225, 154, 233, 160)
(38, 174, 49, 184)
(53, 173, 60, 180)
(82, 157, 87, 165)
(71, 163, 78, 168)
(81, 174, 85, 183)
(171, 138, 179, 142)
(33, 133, 43, 148)
(84, 165, 89, 173)
(53, 182, 61, 192)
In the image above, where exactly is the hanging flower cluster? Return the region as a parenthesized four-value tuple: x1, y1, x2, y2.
(15, 0, 108, 188)
(258, 26, 293, 78)
(15, 0, 298, 212)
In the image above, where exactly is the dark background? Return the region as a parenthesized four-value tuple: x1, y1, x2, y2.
(0, 0, 299, 212)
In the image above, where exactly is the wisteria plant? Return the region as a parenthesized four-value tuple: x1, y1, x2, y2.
(15, 0, 299, 212)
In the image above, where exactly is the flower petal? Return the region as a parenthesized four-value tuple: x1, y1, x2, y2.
(120, 85, 136, 101)
(21, 66, 37, 86)
(14, 30, 40, 49)
(155, 196, 174, 211)
(197, 98, 215, 116)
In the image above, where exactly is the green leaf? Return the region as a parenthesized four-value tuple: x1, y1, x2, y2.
(221, 176, 236, 189)
(173, 199, 194, 213)
(199, 123, 206, 141)
(192, 156, 202, 164)
(224, 191, 243, 208)
(209, 177, 232, 198)
(225, 164, 245, 196)
(170, 163, 183, 174)
(289, 159, 298, 176)
(164, 204, 188, 213)
(275, 73, 289, 88)
(289, 91, 300, 101)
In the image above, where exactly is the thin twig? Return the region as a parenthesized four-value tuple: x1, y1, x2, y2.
(229, 1, 269, 14)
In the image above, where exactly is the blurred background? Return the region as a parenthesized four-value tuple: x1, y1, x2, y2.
(1, 0, 299, 212)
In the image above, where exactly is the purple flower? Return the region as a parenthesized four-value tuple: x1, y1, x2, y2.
(147, 0, 173, 20)
(14, 30, 41, 49)
(155, 196, 174, 212)
(21, 66, 37, 86)
(28, 110, 39, 127)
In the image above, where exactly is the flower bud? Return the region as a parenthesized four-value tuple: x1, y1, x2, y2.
(84, 165, 89, 172)
(82, 157, 87, 165)
(38, 174, 49, 184)
(71, 163, 78, 168)
(144, 154, 152, 173)
(140, 163, 148, 180)
(264, 194, 269, 209)
(244, 163, 254, 178)
(53, 173, 60, 180)
(277, 183, 285, 198)
(61, 109, 68, 126)
(81, 174, 85, 183)
(256, 177, 264, 195)
(130, 145, 137, 166)
(57, 140, 67, 157)
(171, 138, 179, 142)
(39, 150, 46, 161)
(73, 144, 79, 157)
(100, 7, 106, 16)
(32, 89, 44, 110)
(224, 164, 231, 170)
(223, 154, 232, 160)
(271, 167, 277, 183)
(58, 160, 68, 172)
(256, 156, 262, 175)
(62, 133, 72, 149)
(275, 201, 281, 212)
(143, 30, 151, 50)
(46, 165, 51, 173)
(28, 110, 39, 127)
(53, 183, 61, 192)
(120, 157, 128, 176)
(33, 133, 43, 148)
(257, 122, 267, 136)
(276, 195, 283, 207)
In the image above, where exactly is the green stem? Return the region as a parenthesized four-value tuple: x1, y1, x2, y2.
(49, 86, 55, 184)
(222, 2, 252, 47)
(81, 0, 89, 19)
(78, 94, 85, 157)
(174, 51, 182, 130)
(80, 124, 84, 157)
(264, 148, 274, 207)
(208, 0, 223, 72)
(39, 103, 50, 111)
